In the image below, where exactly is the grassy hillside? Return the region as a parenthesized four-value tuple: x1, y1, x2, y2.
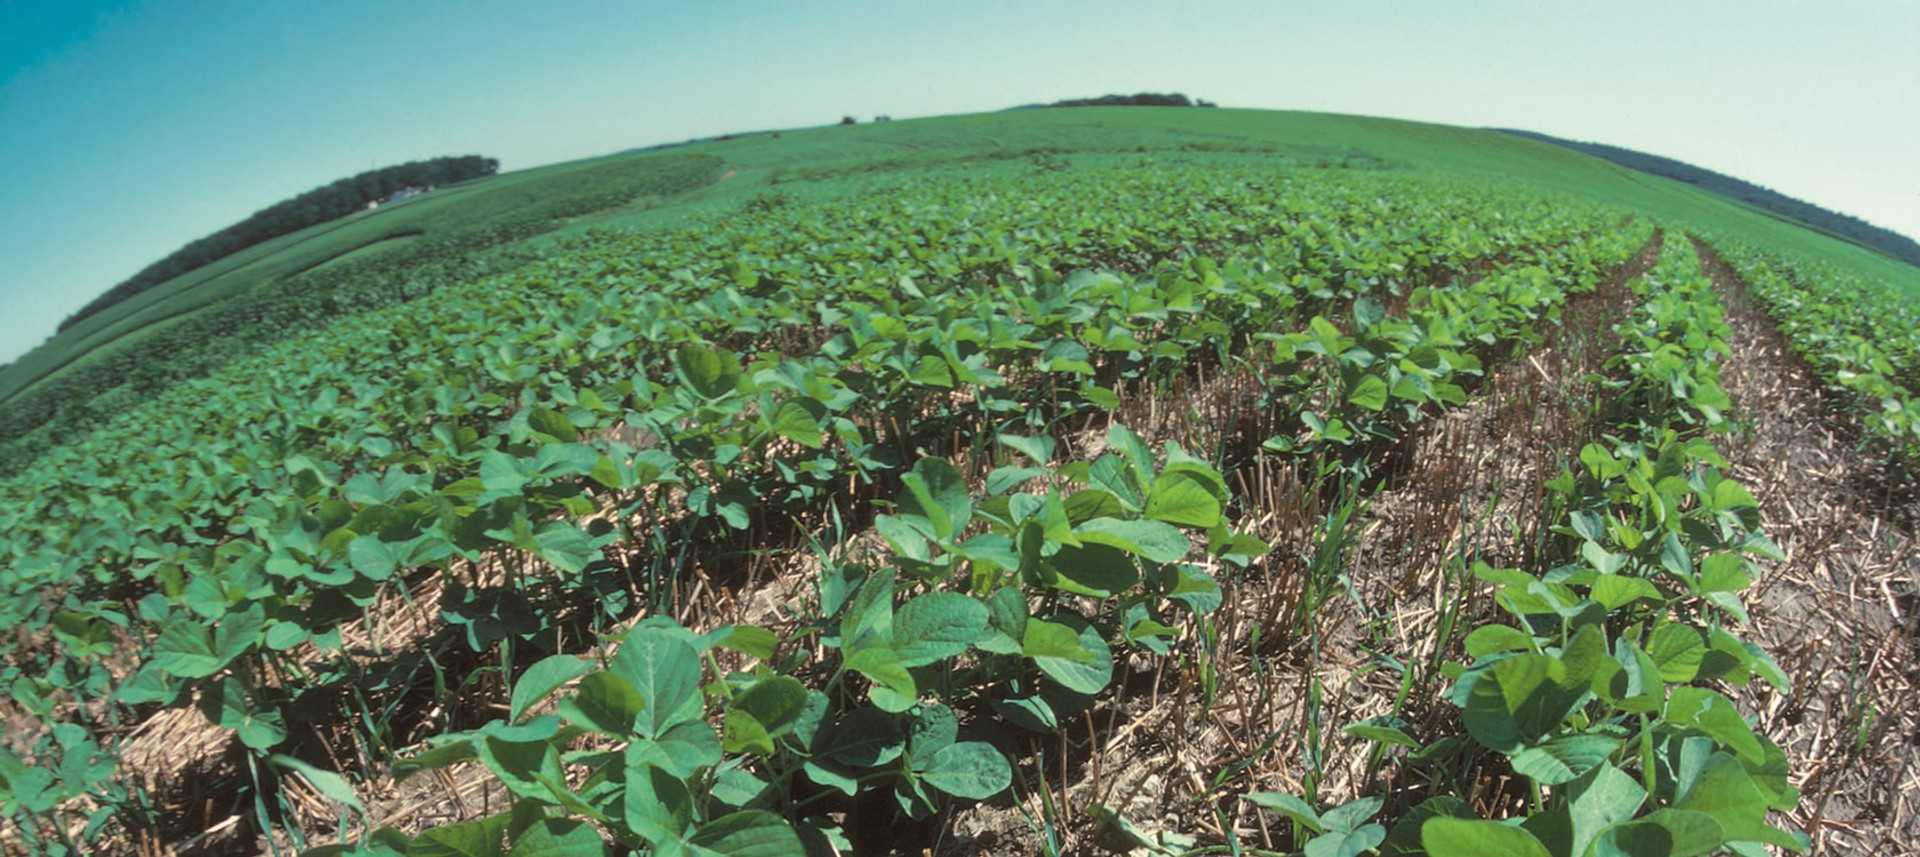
(2, 107, 1917, 856)
(0, 151, 727, 408)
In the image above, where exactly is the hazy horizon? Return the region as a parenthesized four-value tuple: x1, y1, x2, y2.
(2, 0, 1915, 364)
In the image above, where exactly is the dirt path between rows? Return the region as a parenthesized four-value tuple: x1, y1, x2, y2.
(1694, 236, 1920, 854)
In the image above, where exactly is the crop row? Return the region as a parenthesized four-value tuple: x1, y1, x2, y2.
(333, 236, 1664, 853)
(0, 163, 1651, 852)
(1704, 236, 1920, 458)
(1266, 237, 1803, 856)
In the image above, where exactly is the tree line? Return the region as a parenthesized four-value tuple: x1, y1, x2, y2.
(59, 155, 500, 332)
(1010, 92, 1218, 110)
(1497, 129, 1920, 269)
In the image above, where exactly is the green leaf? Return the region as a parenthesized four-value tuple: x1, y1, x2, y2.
(843, 645, 916, 704)
(1421, 817, 1552, 857)
(1566, 763, 1646, 857)
(154, 620, 220, 678)
(526, 406, 580, 443)
(347, 535, 400, 581)
(1321, 795, 1383, 832)
(892, 591, 989, 667)
(1144, 471, 1222, 527)
(986, 465, 1050, 496)
(558, 672, 644, 737)
(1347, 374, 1389, 411)
(1161, 563, 1222, 615)
(707, 625, 778, 659)
(997, 433, 1056, 464)
(958, 531, 1020, 577)
(1666, 687, 1763, 765)
(626, 720, 723, 781)
(1022, 619, 1096, 663)
(1242, 791, 1323, 834)
(723, 676, 808, 754)
(410, 814, 509, 857)
(675, 342, 742, 401)
(1590, 574, 1661, 610)
(1674, 753, 1805, 851)
(687, 810, 803, 857)
(511, 655, 593, 721)
(533, 522, 596, 574)
(117, 661, 184, 706)
(1040, 542, 1140, 597)
(921, 741, 1012, 799)
(505, 817, 604, 857)
(1073, 517, 1190, 563)
(1379, 796, 1475, 856)
(813, 708, 905, 769)
(770, 400, 824, 449)
(623, 761, 694, 844)
(197, 676, 285, 749)
(207, 602, 265, 670)
(839, 573, 895, 650)
(977, 586, 1027, 655)
(1343, 716, 1419, 748)
(480, 451, 529, 495)
(1464, 624, 1534, 658)
(990, 693, 1058, 732)
(477, 736, 565, 800)
(1029, 614, 1112, 694)
(907, 704, 958, 762)
(1658, 532, 1693, 583)
(588, 455, 624, 490)
(1591, 809, 1725, 857)
(1087, 803, 1184, 856)
(1698, 553, 1749, 593)
(1461, 653, 1581, 754)
(1511, 734, 1621, 785)
(610, 627, 703, 738)
(1648, 624, 1706, 683)
(1306, 824, 1385, 857)
(392, 735, 481, 782)
(532, 443, 600, 477)
(898, 457, 971, 542)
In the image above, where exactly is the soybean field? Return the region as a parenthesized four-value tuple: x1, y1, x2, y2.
(2, 107, 1917, 856)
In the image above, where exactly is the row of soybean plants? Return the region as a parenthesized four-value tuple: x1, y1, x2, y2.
(353, 234, 1656, 854)
(1254, 237, 1805, 856)
(0, 164, 1641, 852)
(324, 217, 1651, 851)
(345, 267, 1651, 849)
(1701, 234, 1920, 461)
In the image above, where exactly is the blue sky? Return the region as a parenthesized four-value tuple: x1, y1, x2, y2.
(2, 0, 1916, 363)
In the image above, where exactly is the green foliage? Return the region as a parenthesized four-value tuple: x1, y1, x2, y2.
(1708, 233, 1920, 462)
(1288, 240, 1809, 856)
(0, 119, 1844, 853)
(0, 151, 727, 465)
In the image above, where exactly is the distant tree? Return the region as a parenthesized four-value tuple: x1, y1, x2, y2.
(840, 116, 857, 125)
(875, 115, 892, 122)
(1030, 93, 1208, 109)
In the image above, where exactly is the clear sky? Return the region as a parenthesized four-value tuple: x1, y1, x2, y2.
(2, 0, 1915, 363)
